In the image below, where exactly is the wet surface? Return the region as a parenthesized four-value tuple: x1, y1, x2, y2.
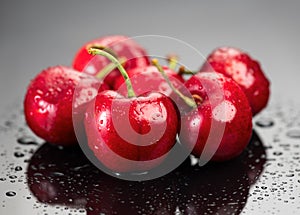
(0, 100, 300, 214)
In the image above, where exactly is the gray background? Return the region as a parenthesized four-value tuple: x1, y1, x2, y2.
(0, 0, 300, 112)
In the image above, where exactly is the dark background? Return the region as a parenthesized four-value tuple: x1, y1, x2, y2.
(1, 0, 299, 110)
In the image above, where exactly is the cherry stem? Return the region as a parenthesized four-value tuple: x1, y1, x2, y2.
(178, 66, 196, 76)
(167, 54, 179, 70)
(96, 57, 127, 79)
(192, 94, 203, 104)
(88, 48, 136, 98)
(151, 59, 197, 109)
(88, 45, 119, 59)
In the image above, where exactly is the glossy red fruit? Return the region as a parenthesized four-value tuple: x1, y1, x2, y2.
(200, 47, 270, 116)
(180, 72, 253, 161)
(72, 35, 150, 87)
(113, 65, 184, 96)
(84, 90, 178, 172)
(24, 66, 109, 146)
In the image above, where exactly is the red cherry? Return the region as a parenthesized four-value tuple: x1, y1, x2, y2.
(24, 66, 108, 146)
(180, 72, 253, 161)
(84, 48, 179, 172)
(113, 65, 184, 96)
(84, 91, 178, 172)
(200, 47, 270, 116)
(72, 35, 150, 87)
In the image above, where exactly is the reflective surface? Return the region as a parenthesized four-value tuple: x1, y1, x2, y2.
(0, 100, 300, 214)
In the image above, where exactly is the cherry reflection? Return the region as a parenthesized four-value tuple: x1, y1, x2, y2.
(26, 131, 265, 214)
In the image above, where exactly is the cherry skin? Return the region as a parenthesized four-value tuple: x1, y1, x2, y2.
(179, 72, 253, 161)
(72, 35, 150, 87)
(113, 65, 184, 96)
(200, 47, 270, 116)
(24, 65, 109, 146)
(84, 90, 178, 172)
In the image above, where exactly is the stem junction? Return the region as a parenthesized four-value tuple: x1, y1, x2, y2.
(151, 59, 197, 109)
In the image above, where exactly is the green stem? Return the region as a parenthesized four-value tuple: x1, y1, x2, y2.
(178, 66, 196, 76)
(167, 54, 179, 70)
(88, 48, 136, 98)
(151, 59, 197, 109)
(96, 57, 127, 79)
(87, 45, 119, 59)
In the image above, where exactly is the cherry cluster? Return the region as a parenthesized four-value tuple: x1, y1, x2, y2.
(24, 35, 270, 173)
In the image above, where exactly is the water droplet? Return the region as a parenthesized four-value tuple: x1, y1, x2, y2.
(5, 191, 16, 197)
(0, 178, 6, 182)
(14, 152, 24, 158)
(4, 121, 13, 127)
(287, 130, 300, 139)
(15, 166, 22, 171)
(279, 143, 290, 148)
(9, 175, 17, 179)
(273, 151, 283, 156)
(57, 146, 64, 150)
(255, 118, 274, 128)
(72, 164, 90, 171)
(190, 155, 199, 166)
(17, 136, 38, 145)
(51, 172, 64, 177)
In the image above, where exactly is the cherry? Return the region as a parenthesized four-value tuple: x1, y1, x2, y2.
(72, 35, 150, 87)
(24, 66, 109, 146)
(113, 65, 184, 96)
(200, 47, 270, 116)
(153, 62, 253, 162)
(182, 72, 253, 161)
(84, 48, 178, 173)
